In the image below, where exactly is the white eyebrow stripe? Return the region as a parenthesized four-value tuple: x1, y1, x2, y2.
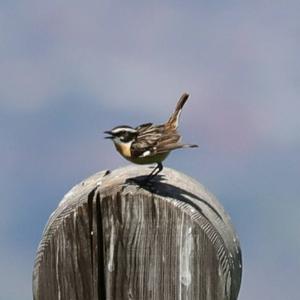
(111, 127, 137, 134)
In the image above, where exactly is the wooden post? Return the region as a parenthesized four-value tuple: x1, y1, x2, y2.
(33, 166, 242, 300)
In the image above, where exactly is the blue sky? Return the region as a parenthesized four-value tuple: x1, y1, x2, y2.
(1, 1, 300, 299)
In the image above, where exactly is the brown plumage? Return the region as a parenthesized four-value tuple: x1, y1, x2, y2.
(166, 92, 190, 129)
(131, 93, 197, 158)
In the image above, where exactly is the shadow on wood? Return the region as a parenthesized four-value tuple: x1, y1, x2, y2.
(33, 166, 242, 300)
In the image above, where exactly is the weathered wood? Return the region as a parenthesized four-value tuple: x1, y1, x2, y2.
(33, 166, 242, 300)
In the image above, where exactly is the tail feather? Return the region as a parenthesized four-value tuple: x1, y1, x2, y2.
(183, 144, 198, 148)
(167, 93, 190, 128)
(156, 143, 198, 154)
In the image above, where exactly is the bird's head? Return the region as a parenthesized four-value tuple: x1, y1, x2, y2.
(104, 126, 138, 145)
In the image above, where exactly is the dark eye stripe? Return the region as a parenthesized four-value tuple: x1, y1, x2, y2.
(116, 131, 125, 136)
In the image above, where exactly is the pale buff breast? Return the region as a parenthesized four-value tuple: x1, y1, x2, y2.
(114, 142, 132, 158)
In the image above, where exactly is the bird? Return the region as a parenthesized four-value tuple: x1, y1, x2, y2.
(104, 93, 198, 180)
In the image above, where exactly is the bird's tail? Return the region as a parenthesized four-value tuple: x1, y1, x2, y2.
(156, 143, 198, 154)
(166, 93, 190, 129)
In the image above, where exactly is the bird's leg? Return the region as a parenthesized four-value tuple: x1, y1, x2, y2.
(147, 164, 159, 177)
(145, 162, 163, 181)
(153, 162, 163, 176)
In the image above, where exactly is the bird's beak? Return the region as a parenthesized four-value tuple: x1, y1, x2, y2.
(104, 130, 114, 139)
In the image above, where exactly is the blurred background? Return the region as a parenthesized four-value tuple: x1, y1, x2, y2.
(1, 1, 299, 299)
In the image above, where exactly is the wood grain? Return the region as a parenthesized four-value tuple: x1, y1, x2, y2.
(33, 166, 242, 300)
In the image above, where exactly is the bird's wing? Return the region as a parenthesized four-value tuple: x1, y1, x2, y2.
(131, 124, 181, 157)
(135, 123, 153, 132)
(131, 124, 163, 157)
(154, 132, 182, 154)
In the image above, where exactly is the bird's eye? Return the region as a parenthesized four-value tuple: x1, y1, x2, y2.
(120, 131, 133, 142)
(115, 131, 124, 137)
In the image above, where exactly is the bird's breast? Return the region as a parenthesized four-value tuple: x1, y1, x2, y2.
(114, 142, 132, 158)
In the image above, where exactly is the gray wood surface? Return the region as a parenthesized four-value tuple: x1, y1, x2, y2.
(33, 166, 242, 300)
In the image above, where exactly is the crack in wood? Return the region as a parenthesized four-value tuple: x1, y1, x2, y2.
(96, 192, 106, 300)
(87, 187, 97, 281)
